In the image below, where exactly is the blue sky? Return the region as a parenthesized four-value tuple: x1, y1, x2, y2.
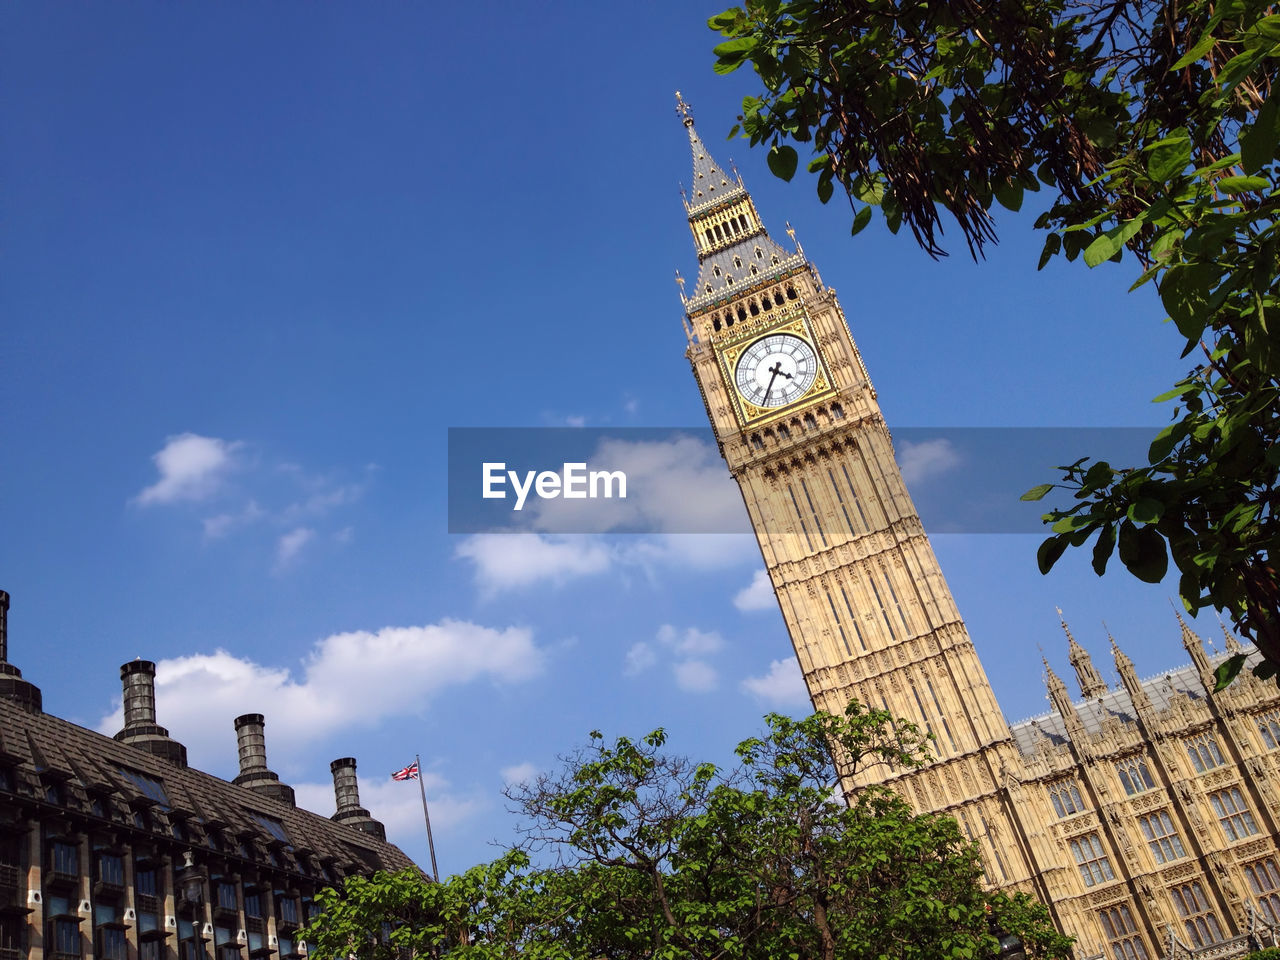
(0, 4, 1224, 873)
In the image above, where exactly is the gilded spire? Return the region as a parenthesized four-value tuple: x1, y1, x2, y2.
(1059, 607, 1108, 698)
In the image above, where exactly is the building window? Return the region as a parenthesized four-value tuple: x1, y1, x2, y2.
(1048, 779, 1085, 818)
(1245, 858, 1280, 923)
(278, 896, 299, 926)
(51, 917, 81, 956)
(1116, 756, 1156, 795)
(1070, 833, 1115, 887)
(1098, 903, 1148, 960)
(181, 939, 205, 960)
(1256, 710, 1280, 749)
(136, 867, 158, 897)
(115, 768, 171, 808)
(45, 781, 64, 805)
(1185, 733, 1225, 773)
(99, 926, 127, 960)
(51, 841, 78, 876)
(1209, 786, 1259, 841)
(216, 882, 237, 912)
(1171, 881, 1223, 948)
(139, 941, 164, 960)
(97, 853, 125, 887)
(218, 946, 242, 960)
(1137, 810, 1186, 864)
(243, 892, 262, 919)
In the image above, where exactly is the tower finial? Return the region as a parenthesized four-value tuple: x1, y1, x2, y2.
(675, 91, 694, 126)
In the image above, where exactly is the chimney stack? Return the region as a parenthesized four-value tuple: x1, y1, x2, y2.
(329, 758, 386, 840)
(113, 660, 187, 767)
(0, 590, 42, 713)
(0, 589, 9, 664)
(233, 714, 295, 806)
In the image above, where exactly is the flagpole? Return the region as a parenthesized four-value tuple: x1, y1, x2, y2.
(416, 754, 440, 882)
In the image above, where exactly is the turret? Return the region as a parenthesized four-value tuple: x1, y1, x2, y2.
(114, 660, 187, 766)
(329, 758, 386, 841)
(1111, 632, 1156, 722)
(233, 714, 295, 806)
(1060, 608, 1108, 698)
(1174, 606, 1215, 691)
(0, 590, 42, 713)
(1044, 658, 1088, 746)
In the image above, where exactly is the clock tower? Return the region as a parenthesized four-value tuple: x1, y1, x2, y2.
(675, 94, 1043, 897)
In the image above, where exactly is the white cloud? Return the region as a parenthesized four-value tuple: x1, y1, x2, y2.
(898, 438, 961, 486)
(275, 527, 315, 570)
(624, 641, 657, 675)
(656, 624, 723, 657)
(734, 569, 775, 612)
(455, 534, 613, 593)
(202, 500, 265, 539)
(135, 433, 241, 505)
(95, 619, 545, 774)
(456, 532, 757, 595)
(500, 762, 538, 785)
(742, 658, 810, 709)
(565, 415, 586, 428)
(673, 659, 718, 693)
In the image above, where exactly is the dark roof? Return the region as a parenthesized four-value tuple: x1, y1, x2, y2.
(1009, 649, 1262, 756)
(0, 696, 416, 875)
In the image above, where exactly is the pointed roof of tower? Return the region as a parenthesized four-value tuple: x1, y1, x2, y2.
(677, 92, 745, 212)
(674, 94, 805, 310)
(1218, 614, 1244, 654)
(1059, 608, 1108, 698)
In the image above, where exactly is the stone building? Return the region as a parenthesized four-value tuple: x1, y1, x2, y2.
(0, 589, 416, 960)
(673, 95, 1280, 959)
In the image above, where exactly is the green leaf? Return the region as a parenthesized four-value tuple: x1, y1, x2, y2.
(1147, 131, 1192, 181)
(1217, 175, 1271, 194)
(1037, 535, 1069, 574)
(817, 172, 834, 204)
(1117, 519, 1169, 583)
(1127, 498, 1165, 524)
(850, 205, 872, 236)
(707, 9, 740, 30)
(1255, 660, 1279, 681)
(1084, 218, 1143, 267)
(994, 181, 1023, 212)
(1241, 91, 1280, 172)
(767, 144, 799, 181)
(1171, 30, 1219, 70)
(1021, 484, 1053, 501)
(1037, 233, 1062, 270)
(1214, 653, 1248, 691)
(1092, 523, 1116, 575)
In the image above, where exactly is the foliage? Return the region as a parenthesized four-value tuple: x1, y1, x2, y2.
(708, 0, 1280, 679)
(302, 704, 1070, 960)
(1245, 950, 1280, 960)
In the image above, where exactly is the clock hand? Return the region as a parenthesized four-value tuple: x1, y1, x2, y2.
(764, 362, 783, 400)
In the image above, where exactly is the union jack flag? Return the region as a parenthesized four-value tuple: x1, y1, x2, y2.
(391, 761, 419, 781)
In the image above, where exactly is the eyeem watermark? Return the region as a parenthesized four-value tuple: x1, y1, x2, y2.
(482, 462, 628, 511)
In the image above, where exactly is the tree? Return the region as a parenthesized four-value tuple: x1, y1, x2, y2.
(302, 704, 1070, 959)
(707, 0, 1280, 685)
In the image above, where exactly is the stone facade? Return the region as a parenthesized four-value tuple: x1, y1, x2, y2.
(674, 96, 1280, 960)
(0, 589, 417, 960)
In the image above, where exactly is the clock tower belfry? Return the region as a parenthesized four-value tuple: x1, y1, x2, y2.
(675, 94, 1041, 894)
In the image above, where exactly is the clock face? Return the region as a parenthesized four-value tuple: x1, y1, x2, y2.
(734, 333, 819, 408)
